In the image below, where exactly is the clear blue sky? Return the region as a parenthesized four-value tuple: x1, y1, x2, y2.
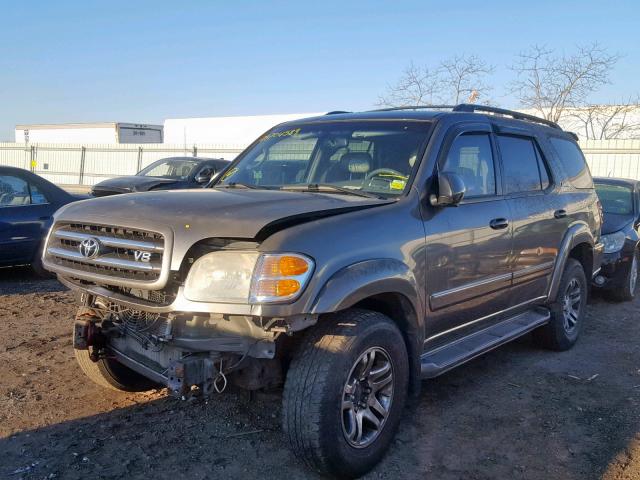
(1, 0, 638, 140)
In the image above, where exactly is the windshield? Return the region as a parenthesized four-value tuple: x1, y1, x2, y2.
(215, 121, 430, 197)
(139, 158, 199, 179)
(595, 183, 634, 215)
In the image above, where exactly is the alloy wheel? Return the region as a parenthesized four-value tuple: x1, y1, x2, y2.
(341, 347, 394, 448)
(562, 278, 582, 333)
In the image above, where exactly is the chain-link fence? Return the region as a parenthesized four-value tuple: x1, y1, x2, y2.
(0, 142, 244, 186)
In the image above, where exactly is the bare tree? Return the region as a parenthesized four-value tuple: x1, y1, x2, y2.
(440, 55, 494, 104)
(569, 98, 640, 139)
(510, 44, 620, 123)
(377, 62, 440, 107)
(378, 55, 494, 107)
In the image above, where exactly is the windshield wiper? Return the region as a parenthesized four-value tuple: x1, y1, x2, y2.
(213, 182, 263, 190)
(280, 183, 385, 199)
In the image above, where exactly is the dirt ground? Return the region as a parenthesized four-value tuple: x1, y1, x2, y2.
(1, 266, 639, 480)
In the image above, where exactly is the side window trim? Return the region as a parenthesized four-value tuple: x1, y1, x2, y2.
(532, 139, 553, 191)
(437, 123, 503, 202)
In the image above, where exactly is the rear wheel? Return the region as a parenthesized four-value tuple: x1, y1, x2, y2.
(282, 309, 409, 478)
(609, 251, 638, 302)
(535, 258, 587, 351)
(75, 349, 158, 392)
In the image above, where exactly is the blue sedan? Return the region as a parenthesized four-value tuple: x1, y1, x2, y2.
(0, 166, 81, 274)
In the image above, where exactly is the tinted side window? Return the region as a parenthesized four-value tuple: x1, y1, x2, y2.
(30, 184, 49, 204)
(0, 175, 31, 206)
(442, 133, 496, 197)
(549, 137, 593, 189)
(498, 135, 547, 194)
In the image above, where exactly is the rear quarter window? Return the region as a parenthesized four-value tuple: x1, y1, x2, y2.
(549, 137, 593, 189)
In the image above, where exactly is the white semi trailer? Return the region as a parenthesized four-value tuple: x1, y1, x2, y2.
(15, 122, 163, 144)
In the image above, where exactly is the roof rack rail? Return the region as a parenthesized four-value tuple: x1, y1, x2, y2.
(325, 110, 351, 115)
(452, 104, 562, 130)
(369, 105, 456, 113)
(367, 104, 562, 131)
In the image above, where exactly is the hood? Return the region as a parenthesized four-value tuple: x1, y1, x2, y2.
(92, 176, 179, 195)
(602, 212, 634, 235)
(54, 188, 392, 269)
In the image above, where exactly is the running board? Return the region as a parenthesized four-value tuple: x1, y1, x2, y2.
(420, 307, 550, 378)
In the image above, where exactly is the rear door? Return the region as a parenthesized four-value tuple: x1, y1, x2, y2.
(424, 123, 513, 347)
(496, 130, 562, 304)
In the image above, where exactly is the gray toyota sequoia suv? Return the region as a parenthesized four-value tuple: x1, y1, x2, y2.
(43, 104, 603, 478)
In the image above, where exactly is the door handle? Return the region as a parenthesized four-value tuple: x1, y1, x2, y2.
(489, 218, 509, 230)
(554, 209, 567, 219)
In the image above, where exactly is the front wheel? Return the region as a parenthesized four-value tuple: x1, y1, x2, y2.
(75, 349, 159, 392)
(282, 309, 409, 478)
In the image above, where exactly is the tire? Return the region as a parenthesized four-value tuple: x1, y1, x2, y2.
(31, 242, 54, 278)
(535, 258, 587, 351)
(74, 349, 158, 392)
(609, 251, 638, 302)
(282, 309, 409, 478)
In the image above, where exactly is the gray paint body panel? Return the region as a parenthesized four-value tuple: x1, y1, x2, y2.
(45, 110, 603, 385)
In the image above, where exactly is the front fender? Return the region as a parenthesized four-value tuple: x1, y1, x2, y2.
(310, 259, 422, 317)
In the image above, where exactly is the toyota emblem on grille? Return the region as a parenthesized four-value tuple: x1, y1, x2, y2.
(79, 238, 100, 259)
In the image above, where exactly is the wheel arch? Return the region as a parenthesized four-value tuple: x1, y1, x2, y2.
(351, 292, 423, 395)
(568, 242, 594, 281)
(309, 259, 425, 395)
(548, 222, 598, 301)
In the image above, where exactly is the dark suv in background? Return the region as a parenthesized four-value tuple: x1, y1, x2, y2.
(593, 177, 640, 300)
(91, 156, 229, 197)
(43, 105, 603, 478)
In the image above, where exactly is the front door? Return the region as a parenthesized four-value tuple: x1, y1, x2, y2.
(423, 125, 513, 348)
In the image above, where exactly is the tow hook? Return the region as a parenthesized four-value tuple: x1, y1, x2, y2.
(167, 356, 227, 399)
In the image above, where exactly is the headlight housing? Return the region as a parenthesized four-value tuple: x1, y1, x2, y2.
(184, 251, 259, 303)
(602, 231, 626, 254)
(183, 251, 314, 304)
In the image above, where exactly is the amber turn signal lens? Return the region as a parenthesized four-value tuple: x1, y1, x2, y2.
(278, 256, 309, 276)
(260, 255, 309, 277)
(255, 279, 301, 297)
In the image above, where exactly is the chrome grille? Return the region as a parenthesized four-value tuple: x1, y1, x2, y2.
(45, 222, 168, 286)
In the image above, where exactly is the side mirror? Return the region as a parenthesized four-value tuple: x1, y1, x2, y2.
(429, 172, 466, 207)
(195, 170, 213, 184)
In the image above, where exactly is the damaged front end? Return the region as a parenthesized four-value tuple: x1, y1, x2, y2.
(68, 280, 315, 397)
(41, 216, 321, 397)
